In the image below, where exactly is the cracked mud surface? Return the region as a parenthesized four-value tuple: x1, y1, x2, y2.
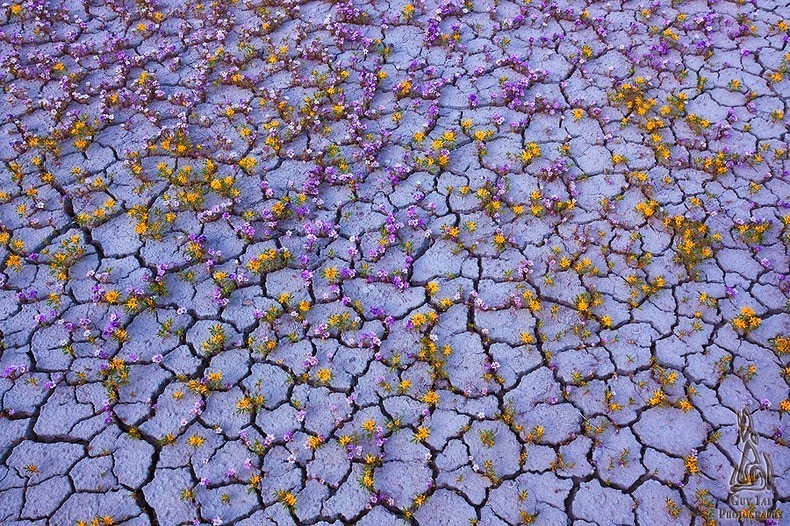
(1, 0, 789, 525)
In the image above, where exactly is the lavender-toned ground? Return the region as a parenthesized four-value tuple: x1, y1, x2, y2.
(0, 0, 789, 525)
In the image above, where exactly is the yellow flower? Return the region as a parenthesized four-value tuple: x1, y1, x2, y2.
(322, 266, 339, 282)
(732, 306, 761, 333)
(635, 200, 658, 218)
(238, 156, 257, 172)
(277, 489, 297, 509)
(236, 397, 253, 412)
(6, 254, 22, 270)
(421, 390, 440, 405)
(677, 399, 693, 412)
(648, 390, 666, 407)
(576, 297, 589, 313)
(520, 332, 535, 345)
(104, 290, 120, 304)
(684, 453, 699, 474)
(316, 368, 332, 383)
(527, 426, 544, 442)
(398, 79, 412, 94)
(425, 282, 439, 296)
(414, 426, 430, 442)
(306, 435, 323, 450)
(519, 142, 541, 163)
(187, 434, 204, 448)
(362, 419, 376, 434)
(413, 493, 427, 507)
(772, 336, 790, 356)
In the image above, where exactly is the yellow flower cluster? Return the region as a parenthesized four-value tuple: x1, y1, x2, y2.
(663, 215, 719, 271)
(276, 489, 297, 509)
(247, 248, 292, 274)
(611, 77, 657, 116)
(519, 142, 541, 164)
(731, 307, 761, 334)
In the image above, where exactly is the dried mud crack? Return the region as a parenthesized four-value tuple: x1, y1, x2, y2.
(0, 0, 789, 525)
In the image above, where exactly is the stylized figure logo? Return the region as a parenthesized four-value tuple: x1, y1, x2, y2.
(729, 409, 773, 492)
